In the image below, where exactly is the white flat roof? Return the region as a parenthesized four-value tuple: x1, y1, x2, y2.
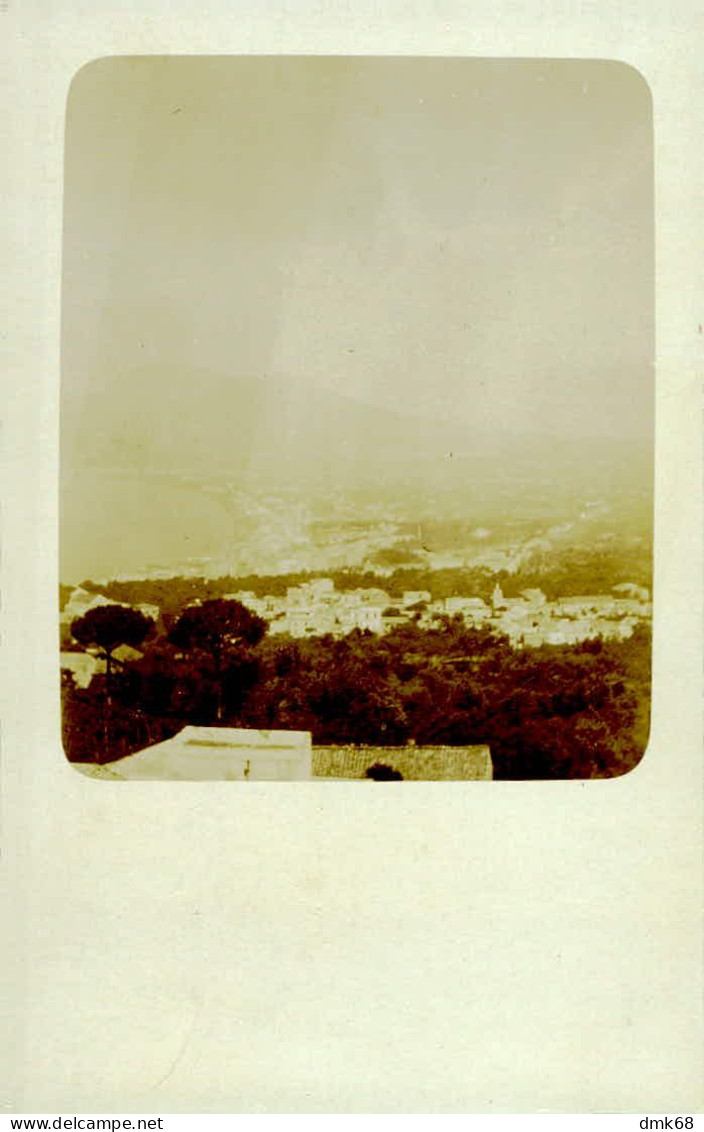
(80, 727, 312, 780)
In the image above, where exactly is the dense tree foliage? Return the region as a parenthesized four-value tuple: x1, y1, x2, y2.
(62, 597, 651, 778)
(61, 670, 181, 764)
(166, 599, 267, 723)
(70, 604, 155, 760)
(71, 604, 154, 656)
(169, 598, 266, 652)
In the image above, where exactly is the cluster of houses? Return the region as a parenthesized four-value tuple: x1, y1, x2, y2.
(60, 575, 652, 690)
(228, 577, 651, 648)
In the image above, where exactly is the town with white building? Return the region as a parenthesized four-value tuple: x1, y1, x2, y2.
(60, 572, 651, 691)
(223, 577, 651, 648)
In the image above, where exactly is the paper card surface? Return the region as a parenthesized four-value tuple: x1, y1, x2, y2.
(1, 0, 702, 1115)
(58, 55, 654, 783)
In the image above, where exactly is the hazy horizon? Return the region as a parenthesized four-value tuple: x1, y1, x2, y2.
(61, 56, 654, 582)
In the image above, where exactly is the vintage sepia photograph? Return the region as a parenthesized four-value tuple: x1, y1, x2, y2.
(60, 55, 654, 781)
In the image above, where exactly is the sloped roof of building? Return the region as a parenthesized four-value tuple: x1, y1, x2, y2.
(313, 744, 492, 781)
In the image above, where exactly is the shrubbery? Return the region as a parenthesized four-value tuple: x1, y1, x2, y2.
(62, 602, 651, 779)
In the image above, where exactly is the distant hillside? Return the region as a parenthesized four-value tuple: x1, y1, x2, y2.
(62, 364, 651, 490)
(60, 365, 652, 581)
(63, 365, 482, 488)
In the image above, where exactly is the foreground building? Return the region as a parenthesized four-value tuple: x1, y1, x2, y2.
(81, 727, 312, 780)
(78, 727, 493, 782)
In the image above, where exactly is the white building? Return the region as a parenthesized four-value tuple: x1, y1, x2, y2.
(60, 651, 100, 688)
(60, 587, 115, 625)
(81, 727, 312, 781)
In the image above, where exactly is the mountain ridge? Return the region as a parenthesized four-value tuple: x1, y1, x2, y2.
(63, 363, 651, 486)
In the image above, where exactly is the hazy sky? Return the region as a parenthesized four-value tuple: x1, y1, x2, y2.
(63, 56, 653, 442)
